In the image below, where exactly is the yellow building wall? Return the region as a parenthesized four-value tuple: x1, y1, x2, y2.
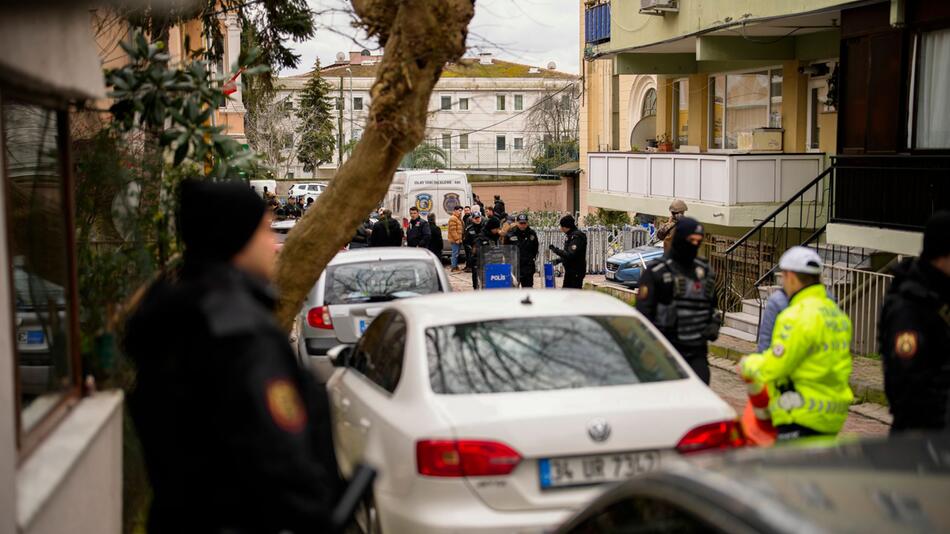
(601, 0, 855, 54)
(687, 73, 708, 150)
(579, 57, 611, 215)
(782, 60, 808, 153)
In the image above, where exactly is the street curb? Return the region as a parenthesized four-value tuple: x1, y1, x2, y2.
(583, 281, 636, 306)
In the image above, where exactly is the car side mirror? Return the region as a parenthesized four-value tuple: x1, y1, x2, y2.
(327, 344, 353, 367)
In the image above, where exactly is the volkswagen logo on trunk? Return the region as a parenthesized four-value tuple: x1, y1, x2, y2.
(587, 418, 611, 442)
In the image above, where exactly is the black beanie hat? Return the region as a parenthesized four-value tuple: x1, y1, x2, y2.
(484, 216, 501, 231)
(179, 179, 267, 263)
(922, 210, 950, 260)
(559, 215, 576, 229)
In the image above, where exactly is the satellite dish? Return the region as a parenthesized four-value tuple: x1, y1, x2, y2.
(335, 51, 346, 62)
(547, 61, 557, 70)
(629, 115, 657, 150)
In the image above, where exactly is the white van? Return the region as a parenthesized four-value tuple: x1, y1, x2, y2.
(385, 169, 472, 225)
(384, 169, 472, 255)
(288, 182, 327, 204)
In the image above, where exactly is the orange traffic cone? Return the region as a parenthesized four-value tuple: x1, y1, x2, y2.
(740, 378, 777, 446)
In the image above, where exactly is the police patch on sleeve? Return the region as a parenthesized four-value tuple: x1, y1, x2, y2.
(266, 379, 307, 433)
(772, 343, 785, 357)
(894, 331, 918, 359)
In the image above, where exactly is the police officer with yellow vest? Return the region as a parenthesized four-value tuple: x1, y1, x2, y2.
(740, 246, 853, 441)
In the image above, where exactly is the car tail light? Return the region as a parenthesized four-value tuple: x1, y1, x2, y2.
(417, 439, 522, 477)
(676, 420, 746, 455)
(306, 306, 333, 329)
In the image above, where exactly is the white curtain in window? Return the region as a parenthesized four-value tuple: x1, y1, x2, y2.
(917, 28, 950, 149)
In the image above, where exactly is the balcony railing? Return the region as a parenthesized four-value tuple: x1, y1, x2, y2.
(585, 3, 611, 44)
(831, 155, 950, 232)
(587, 151, 825, 207)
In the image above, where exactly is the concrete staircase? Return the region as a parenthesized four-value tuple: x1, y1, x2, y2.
(720, 286, 780, 344)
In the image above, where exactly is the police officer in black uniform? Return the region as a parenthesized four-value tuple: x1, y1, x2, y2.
(124, 180, 342, 533)
(880, 211, 950, 433)
(549, 215, 587, 289)
(464, 211, 485, 289)
(506, 214, 539, 288)
(406, 206, 431, 248)
(636, 217, 720, 384)
(472, 216, 502, 289)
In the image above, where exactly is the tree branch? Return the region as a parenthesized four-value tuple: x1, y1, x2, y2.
(274, 0, 475, 330)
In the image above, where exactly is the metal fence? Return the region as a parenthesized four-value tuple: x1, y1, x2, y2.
(533, 225, 651, 275)
(825, 263, 893, 357)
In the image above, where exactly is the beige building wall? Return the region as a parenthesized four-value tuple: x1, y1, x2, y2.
(472, 180, 573, 214)
(92, 11, 246, 140)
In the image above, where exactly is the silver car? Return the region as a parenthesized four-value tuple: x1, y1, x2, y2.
(295, 247, 451, 381)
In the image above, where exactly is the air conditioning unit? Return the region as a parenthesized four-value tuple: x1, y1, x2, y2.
(640, 0, 678, 15)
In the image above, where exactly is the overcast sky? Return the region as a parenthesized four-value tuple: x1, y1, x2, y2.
(281, 0, 581, 76)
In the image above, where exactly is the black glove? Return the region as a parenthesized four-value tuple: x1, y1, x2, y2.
(548, 244, 556, 251)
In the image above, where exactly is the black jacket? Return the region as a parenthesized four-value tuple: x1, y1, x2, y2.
(350, 219, 373, 245)
(505, 226, 539, 273)
(635, 256, 719, 351)
(880, 258, 950, 432)
(284, 203, 302, 219)
(369, 217, 404, 247)
(493, 200, 506, 218)
(427, 223, 443, 257)
(406, 217, 431, 248)
(551, 228, 587, 273)
(124, 264, 342, 533)
(463, 221, 484, 265)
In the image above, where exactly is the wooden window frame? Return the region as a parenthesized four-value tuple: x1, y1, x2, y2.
(706, 66, 781, 151)
(0, 86, 84, 461)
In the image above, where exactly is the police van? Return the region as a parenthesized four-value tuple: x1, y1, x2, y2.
(384, 169, 472, 255)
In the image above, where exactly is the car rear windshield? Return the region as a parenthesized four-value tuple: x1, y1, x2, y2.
(426, 315, 687, 394)
(324, 259, 441, 305)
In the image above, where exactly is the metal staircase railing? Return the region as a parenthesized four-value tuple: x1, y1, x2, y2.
(717, 165, 834, 315)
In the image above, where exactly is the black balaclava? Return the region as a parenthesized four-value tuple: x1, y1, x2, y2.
(559, 215, 576, 230)
(179, 179, 266, 267)
(670, 217, 704, 266)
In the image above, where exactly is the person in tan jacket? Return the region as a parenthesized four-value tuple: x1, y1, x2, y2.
(447, 206, 465, 272)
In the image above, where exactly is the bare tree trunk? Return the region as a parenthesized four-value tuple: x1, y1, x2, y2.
(273, 0, 475, 330)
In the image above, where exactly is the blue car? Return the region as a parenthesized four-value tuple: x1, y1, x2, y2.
(604, 243, 665, 287)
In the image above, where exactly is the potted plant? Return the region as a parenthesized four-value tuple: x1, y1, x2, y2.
(657, 133, 674, 152)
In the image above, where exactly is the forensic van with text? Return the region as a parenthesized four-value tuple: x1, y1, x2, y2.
(385, 169, 473, 256)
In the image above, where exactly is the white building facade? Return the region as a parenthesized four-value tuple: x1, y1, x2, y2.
(276, 51, 578, 180)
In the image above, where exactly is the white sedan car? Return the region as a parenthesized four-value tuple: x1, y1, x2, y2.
(327, 289, 740, 534)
